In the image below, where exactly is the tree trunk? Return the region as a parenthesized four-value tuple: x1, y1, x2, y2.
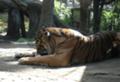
(9, 0, 42, 38)
(93, 0, 101, 33)
(20, 11, 26, 38)
(3, 0, 67, 38)
(7, 8, 26, 39)
(79, 0, 91, 34)
(93, 0, 105, 33)
(39, 0, 55, 28)
(27, 3, 42, 37)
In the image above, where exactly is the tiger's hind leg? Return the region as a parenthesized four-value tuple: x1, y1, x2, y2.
(112, 32, 120, 57)
(115, 32, 120, 44)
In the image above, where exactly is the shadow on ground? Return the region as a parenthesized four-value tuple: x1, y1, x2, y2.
(0, 56, 48, 72)
(80, 58, 120, 82)
(0, 36, 35, 49)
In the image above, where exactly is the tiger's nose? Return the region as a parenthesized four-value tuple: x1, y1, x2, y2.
(37, 49, 48, 56)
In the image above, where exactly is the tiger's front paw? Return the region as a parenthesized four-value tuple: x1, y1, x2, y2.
(15, 53, 25, 59)
(18, 57, 30, 65)
(15, 52, 36, 59)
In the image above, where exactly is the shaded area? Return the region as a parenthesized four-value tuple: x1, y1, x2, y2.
(0, 35, 35, 49)
(81, 58, 120, 82)
(0, 41, 35, 49)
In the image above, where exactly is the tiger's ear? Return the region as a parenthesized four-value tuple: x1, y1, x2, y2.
(44, 31, 51, 37)
(47, 31, 51, 37)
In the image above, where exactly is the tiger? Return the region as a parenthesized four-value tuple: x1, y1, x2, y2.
(16, 27, 120, 67)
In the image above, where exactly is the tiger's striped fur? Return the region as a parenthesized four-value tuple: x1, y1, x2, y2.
(17, 27, 120, 67)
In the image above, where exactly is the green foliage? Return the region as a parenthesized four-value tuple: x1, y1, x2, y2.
(101, 10, 116, 30)
(101, 1, 120, 31)
(0, 13, 7, 33)
(54, 0, 72, 24)
(24, 16, 29, 31)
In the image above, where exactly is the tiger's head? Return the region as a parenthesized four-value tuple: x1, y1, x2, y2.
(35, 28, 50, 55)
(35, 27, 88, 56)
(35, 27, 68, 55)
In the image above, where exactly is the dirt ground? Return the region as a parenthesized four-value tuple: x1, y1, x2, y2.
(0, 40, 120, 82)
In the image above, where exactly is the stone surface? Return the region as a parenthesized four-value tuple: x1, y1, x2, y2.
(0, 42, 120, 82)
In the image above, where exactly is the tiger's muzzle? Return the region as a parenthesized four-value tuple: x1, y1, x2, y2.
(37, 49, 48, 56)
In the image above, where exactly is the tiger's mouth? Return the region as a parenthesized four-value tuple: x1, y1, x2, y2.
(37, 49, 48, 56)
